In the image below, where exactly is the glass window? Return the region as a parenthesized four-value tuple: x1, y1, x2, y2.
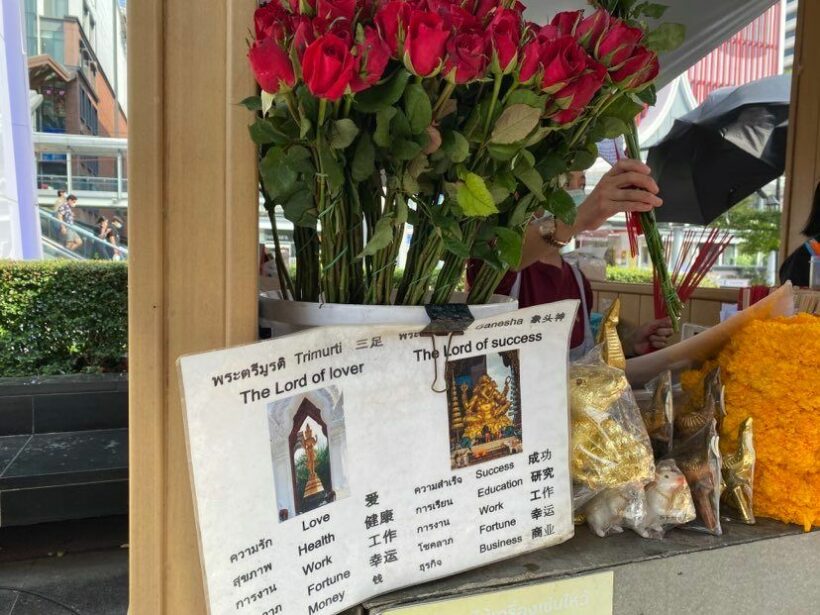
(40, 20, 65, 65)
(43, 0, 68, 18)
(80, 90, 99, 135)
(24, 0, 38, 55)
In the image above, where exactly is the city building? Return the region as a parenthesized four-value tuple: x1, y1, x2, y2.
(23, 0, 128, 235)
(783, 0, 798, 72)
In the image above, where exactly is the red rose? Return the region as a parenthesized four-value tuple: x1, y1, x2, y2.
(539, 36, 587, 94)
(557, 61, 606, 109)
(289, 0, 316, 13)
(316, 0, 356, 22)
(535, 24, 561, 44)
(471, 0, 497, 19)
(596, 19, 643, 69)
(444, 29, 488, 83)
(611, 46, 659, 90)
(292, 15, 317, 60)
(517, 40, 541, 84)
(375, 0, 412, 56)
(488, 8, 521, 74)
(248, 36, 296, 94)
(254, 2, 290, 42)
(404, 10, 451, 77)
(351, 26, 391, 92)
(302, 33, 356, 100)
(436, 3, 481, 31)
(576, 9, 609, 51)
(551, 10, 582, 36)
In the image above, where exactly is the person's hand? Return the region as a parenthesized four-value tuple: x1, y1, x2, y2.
(628, 317, 675, 356)
(60, 225, 67, 235)
(572, 159, 662, 234)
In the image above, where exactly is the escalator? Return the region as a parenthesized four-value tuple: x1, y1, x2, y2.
(38, 208, 128, 261)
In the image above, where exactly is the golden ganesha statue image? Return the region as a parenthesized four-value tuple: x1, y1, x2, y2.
(461, 374, 513, 441)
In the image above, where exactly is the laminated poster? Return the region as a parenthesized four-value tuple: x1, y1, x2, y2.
(178, 301, 579, 615)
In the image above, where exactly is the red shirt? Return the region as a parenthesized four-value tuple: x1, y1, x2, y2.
(468, 260, 593, 349)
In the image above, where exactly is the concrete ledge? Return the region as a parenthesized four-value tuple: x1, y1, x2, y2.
(363, 519, 818, 614)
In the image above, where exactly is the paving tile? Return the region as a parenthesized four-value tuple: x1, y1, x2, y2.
(0, 590, 18, 615)
(0, 430, 127, 490)
(0, 398, 32, 436)
(0, 436, 30, 477)
(0, 548, 128, 615)
(7, 592, 75, 615)
(0, 480, 128, 526)
(33, 392, 127, 433)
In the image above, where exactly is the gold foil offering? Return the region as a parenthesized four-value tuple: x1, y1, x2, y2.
(570, 364, 654, 492)
(721, 417, 756, 524)
(596, 298, 626, 370)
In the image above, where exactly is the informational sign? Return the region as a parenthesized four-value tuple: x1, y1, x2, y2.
(179, 302, 579, 615)
(379, 571, 614, 615)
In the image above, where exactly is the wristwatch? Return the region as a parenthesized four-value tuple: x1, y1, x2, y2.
(533, 213, 572, 249)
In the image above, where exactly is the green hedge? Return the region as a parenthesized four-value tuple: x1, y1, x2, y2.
(606, 265, 718, 288)
(0, 261, 128, 377)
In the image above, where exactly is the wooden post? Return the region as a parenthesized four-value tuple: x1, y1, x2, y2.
(128, 1, 258, 613)
(781, 0, 820, 258)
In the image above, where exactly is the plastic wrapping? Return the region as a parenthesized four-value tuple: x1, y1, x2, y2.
(570, 348, 655, 508)
(624, 460, 697, 538)
(669, 418, 723, 535)
(583, 485, 646, 537)
(641, 371, 674, 458)
(721, 417, 756, 524)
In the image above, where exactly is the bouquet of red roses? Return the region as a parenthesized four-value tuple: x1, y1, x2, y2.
(246, 0, 683, 319)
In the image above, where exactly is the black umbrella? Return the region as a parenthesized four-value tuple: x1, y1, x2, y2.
(648, 74, 790, 225)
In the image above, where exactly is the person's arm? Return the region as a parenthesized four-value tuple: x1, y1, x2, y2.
(517, 159, 662, 271)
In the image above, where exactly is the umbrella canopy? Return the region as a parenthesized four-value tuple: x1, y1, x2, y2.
(648, 74, 790, 225)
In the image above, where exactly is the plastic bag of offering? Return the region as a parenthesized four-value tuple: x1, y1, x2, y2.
(625, 460, 696, 539)
(721, 417, 756, 524)
(675, 367, 723, 443)
(570, 299, 654, 508)
(583, 485, 646, 537)
(641, 371, 674, 458)
(668, 418, 723, 535)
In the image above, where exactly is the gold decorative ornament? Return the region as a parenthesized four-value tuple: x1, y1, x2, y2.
(721, 417, 756, 524)
(596, 298, 626, 370)
(302, 423, 325, 498)
(461, 374, 512, 441)
(570, 364, 654, 491)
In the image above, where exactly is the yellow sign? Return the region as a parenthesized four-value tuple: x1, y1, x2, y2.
(381, 571, 613, 615)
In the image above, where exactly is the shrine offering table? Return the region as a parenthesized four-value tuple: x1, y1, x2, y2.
(356, 519, 819, 614)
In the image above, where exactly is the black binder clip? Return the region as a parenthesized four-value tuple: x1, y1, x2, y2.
(419, 304, 474, 393)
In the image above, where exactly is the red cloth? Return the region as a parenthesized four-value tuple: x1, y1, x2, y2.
(468, 260, 593, 349)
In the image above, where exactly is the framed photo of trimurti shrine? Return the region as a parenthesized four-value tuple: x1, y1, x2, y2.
(179, 301, 578, 615)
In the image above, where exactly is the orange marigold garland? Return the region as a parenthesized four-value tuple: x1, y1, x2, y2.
(681, 314, 820, 531)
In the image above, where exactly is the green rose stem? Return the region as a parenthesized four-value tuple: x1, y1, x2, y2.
(624, 119, 683, 330)
(294, 226, 320, 302)
(431, 219, 480, 303)
(261, 188, 295, 300)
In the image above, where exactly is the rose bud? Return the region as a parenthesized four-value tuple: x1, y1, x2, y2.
(292, 15, 317, 61)
(351, 26, 392, 92)
(488, 8, 522, 75)
(302, 33, 357, 100)
(248, 36, 296, 95)
(550, 61, 606, 124)
(540, 36, 587, 94)
(611, 46, 659, 90)
(316, 0, 356, 22)
(517, 40, 542, 85)
(551, 10, 582, 36)
(254, 1, 290, 42)
(596, 19, 644, 69)
(444, 29, 489, 84)
(576, 8, 610, 51)
(403, 10, 451, 77)
(471, 0, 498, 20)
(375, 0, 412, 57)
